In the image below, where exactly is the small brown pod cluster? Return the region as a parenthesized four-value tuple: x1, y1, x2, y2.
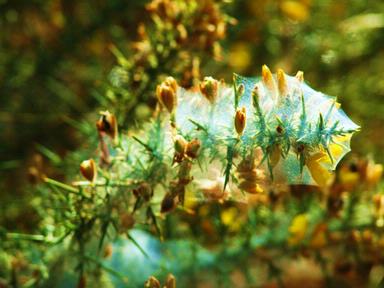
(173, 136, 201, 163)
(144, 274, 176, 288)
(236, 151, 265, 194)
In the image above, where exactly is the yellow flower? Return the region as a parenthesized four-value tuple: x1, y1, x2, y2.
(306, 151, 333, 187)
(310, 223, 327, 248)
(280, 1, 310, 22)
(220, 207, 241, 231)
(288, 214, 308, 246)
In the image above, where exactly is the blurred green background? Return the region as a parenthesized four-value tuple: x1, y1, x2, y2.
(1, 0, 383, 227)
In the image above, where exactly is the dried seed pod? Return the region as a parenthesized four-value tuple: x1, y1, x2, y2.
(237, 151, 265, 194)
(119, 213, 135, 231)
(161, 193, 176, 213)
(156, 76, 178, 113)
(199, 76, 218, 103)
(133, 182, 153, 201)
(185, 139, 201, 159)
(174, 135, 188, 154)
(165, 274, 176, 288)
(96, 111, 118, 143)
(144, 276, 161, 288)
(234, 107, 246, 136)
(157, 83, 176, 113)
(80, 159, 97, 182)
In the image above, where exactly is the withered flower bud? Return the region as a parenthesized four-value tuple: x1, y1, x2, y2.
(174, 135, 188, 154)
(96, 111, 118, 144)
(144, 276, 161, 288)
(165, 274, 176, 288)
(119, 212, 135, 231)
(199, 76, 218, 103)
(235, 107, 246, 136)
(161, 193, 176, 213)
(156, 77, 178, 113)
(133, 182, 153, 201)
(186, 139, 201, 159)
(80, 159, 97, 182)
(373, 194, 382, 210)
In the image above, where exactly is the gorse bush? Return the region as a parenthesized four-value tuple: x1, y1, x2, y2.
(3, 67, 384, 287)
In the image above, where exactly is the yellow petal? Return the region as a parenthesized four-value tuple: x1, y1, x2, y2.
(306, 152, 333, 187)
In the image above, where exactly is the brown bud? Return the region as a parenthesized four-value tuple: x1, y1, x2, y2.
(234, 107, 246, 136)
(144, 276, 161, 288)
(277, 68, 288, 97)
(295, 71, 304, 82)
(157, 82, 176, 113)
(161, 193, 176, 213)
(103, 244, 113, 258)
(119, 212, 135, 231)
(133, 182, 153, 201)
(96, 111, 118, 143)
(199, 76, 218, 103)
(186, 139, 201, 159)
(373, 194, 384, 211)
(174, 135, 188, 154)
(80, 159, 97, 182)
(165, 274, 176, 288)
